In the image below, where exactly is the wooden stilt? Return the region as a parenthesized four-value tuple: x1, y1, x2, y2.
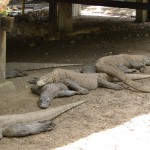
(72, 4, 81, 17)
(22, 0, 25, 15)
(49, 0, 57, 35)
(0, 28, 6, 81)
(58, 3, 73, 32)
(0, 16, 15, 93)
(136, 0, 148, 22)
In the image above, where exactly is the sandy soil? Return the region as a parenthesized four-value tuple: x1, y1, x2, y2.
(1, 11, 150, 150)
(54, 113, 150, 150)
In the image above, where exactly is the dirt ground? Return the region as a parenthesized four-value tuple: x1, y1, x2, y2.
(1, 12, 150, 150)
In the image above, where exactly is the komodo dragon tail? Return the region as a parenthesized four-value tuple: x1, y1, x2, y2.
(6, 62, 82, 71)
(0, 100, 87, 128)
(96, 64, 150, 93)
(125, 74, 150, 80)
(112, 74, 150, 82)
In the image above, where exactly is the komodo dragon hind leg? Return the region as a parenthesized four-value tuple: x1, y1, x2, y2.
(129, 61, 146, 72)
(117, 66, 137, 73)
(97, 76, 123, 90)
(62, 79, 89, 95)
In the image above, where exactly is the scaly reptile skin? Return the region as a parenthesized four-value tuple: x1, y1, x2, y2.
(36, 67, 150, 93)
(96, 54, 150, 73)
(0, 100, 86, 139)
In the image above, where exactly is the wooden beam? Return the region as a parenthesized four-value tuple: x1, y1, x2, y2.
(57, 0, 150, 10)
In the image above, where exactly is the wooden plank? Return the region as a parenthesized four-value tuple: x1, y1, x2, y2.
(0, 29, 6, 81)
(57, 0, 150, 10)
(58, 3, 73, 31)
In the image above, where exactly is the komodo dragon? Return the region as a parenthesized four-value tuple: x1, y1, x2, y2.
(96, 54, 150, 73)
(36, 67, 150, 93)
(0, 100, 86, 139)
(31, 83, 81, 109)
(6, 62, 82, 79)
(31, 72, 150, 109)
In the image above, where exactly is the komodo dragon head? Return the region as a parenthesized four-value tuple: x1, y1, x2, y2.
(37, 69, 63, 87)
(37, 73, 54, 87)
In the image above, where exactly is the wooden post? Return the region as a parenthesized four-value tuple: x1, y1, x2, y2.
(0, 28, 6, 81)
(49, 0, 57, 36)
(22, 0, 25, 15)
(72, 4, 81, 16)
(0, 16, 15, 93)
(136, 0, 148, 22)
(58, 3, 73, 32)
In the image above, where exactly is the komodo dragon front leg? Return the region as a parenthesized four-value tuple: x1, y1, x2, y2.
(62, 79, 89, 95)
(129, 61, 146, 72)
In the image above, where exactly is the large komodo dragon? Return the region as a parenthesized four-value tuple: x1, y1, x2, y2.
(0, 100, 86, 139)
(32, 72, 150, 109)
(96, 54, 150, 73)
(36, 67, 150, 93)
(6, 62, 82, 79)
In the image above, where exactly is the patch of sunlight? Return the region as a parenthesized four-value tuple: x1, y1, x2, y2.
(54, 113, 150, 150)
(81, 6, 135, 18)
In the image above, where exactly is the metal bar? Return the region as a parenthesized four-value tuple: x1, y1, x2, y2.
(57, 0, 150, 10)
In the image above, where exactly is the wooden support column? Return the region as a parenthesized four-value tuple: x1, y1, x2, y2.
(0, 28, 6, 81)
(22, 0, 25, 15)
(136, 0, 148, 22)
(0, 16, 15, 93)
(49, 0, 57, 36)
(58, 3, 73, 32)
(148, 0, 150, 20)
(72, 4, 81, 16)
